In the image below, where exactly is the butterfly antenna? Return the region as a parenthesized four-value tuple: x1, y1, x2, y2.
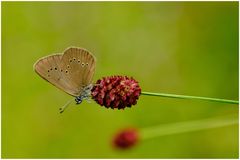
(59, 99, 74, 113)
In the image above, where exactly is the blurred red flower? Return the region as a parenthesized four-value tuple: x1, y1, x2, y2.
(113, 128, 139, 149)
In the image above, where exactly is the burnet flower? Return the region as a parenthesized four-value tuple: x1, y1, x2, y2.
(112, 115, 238, 150)
(91, 75, 237, 110)
(91, 75, 141, 109)
(113, 128, 139, 149)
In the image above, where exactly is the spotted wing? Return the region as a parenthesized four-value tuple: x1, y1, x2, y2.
(61, 47, 96, 95)
(34, 54, 80, 96)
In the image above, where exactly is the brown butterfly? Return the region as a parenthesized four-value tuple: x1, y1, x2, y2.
(34, 47, 96, 113)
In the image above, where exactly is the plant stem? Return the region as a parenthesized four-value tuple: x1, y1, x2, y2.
(141, 114, 238, 140)
(141, 91, 238, 104)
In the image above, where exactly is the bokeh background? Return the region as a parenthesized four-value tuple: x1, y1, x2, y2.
(2, 1, 238, 158)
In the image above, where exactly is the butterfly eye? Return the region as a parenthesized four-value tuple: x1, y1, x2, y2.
(69, 59, 72, 63)
(67, 65, 70, 69)
(73, 58, 76, 61)
(78, 60, 80, 63)
(65, 70, 68, 73)
(47, 70, 50, 72)
(50, 68, 53, 71)
(81, 63, 85, 67)
(60, 69, 63, 72)
(55, 67, 57, 70)
(86, 63, 89, 66)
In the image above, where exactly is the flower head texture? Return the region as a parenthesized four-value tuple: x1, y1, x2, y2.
(113, 128, 139, 149)
(91, 75, 141, 109)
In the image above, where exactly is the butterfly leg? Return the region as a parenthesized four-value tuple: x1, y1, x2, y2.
(86, 97, 92, 103)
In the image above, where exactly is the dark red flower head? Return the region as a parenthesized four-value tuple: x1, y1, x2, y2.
(91, 75, 141, 109)
(113, 128, 139, 149)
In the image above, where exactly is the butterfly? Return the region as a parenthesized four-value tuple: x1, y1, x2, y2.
(34, 47, 96, 113)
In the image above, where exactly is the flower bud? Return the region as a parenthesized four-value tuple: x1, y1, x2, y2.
(113, 128, 139, 149)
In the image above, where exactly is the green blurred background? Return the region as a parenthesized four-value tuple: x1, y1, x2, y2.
(2, 1, 238, 158)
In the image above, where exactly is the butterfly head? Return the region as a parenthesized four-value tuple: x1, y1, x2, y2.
(75, 96, 83, 104)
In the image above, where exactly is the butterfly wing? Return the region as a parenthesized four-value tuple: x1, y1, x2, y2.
(34, 54, 80, 96)
(61, 47, 96, 94)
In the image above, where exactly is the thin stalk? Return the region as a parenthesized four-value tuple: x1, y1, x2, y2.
(141, 114, 238, 140)
(141, 91, 238, 104)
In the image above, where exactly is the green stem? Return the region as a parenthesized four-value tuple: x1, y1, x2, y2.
(141, 91, 238, 104)
(141, 114, 238, 140)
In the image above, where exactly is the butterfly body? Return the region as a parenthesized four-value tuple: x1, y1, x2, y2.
(75, 84, 93, 104)
(34, 47, 96, 112)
